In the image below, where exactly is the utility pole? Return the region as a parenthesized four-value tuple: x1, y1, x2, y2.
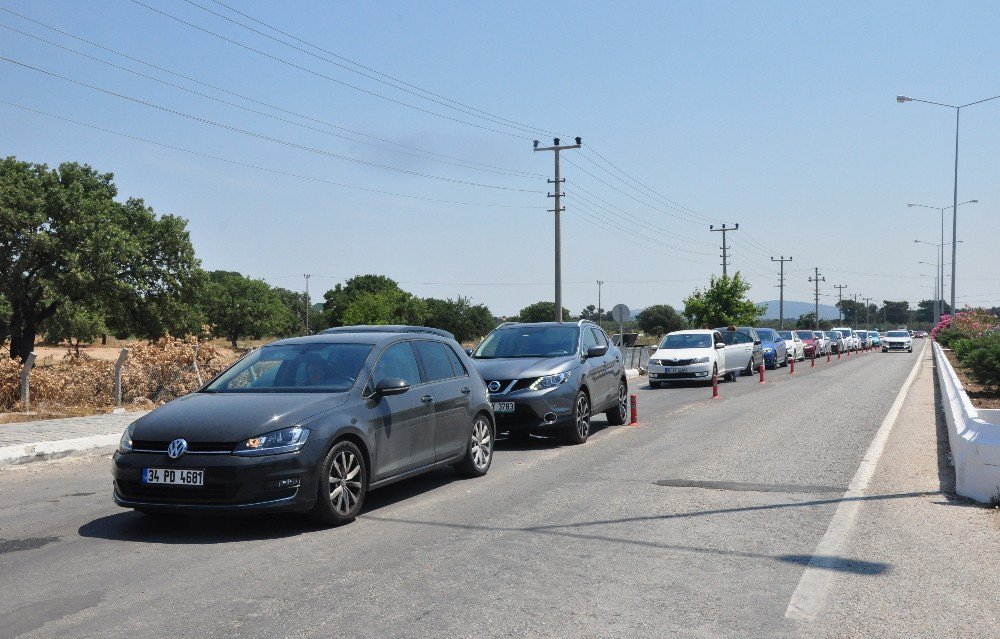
(809, 268, 825, 329)
(534, 137, 582, 322)
(771, 256, 793, 329)
(597, 280, 604, 328)
(303, 274, 311, 335)
(710, 223, 740, 277)
(834, 284, 848, 323)
(863, 297, 872, 329)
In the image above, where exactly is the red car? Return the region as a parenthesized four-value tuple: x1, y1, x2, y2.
(795, 330, 820, 357)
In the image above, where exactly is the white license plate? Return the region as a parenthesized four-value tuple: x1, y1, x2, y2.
(492, 402, 515, 414)
(665, 367, 680, 374)
(142, 468, 204, 486)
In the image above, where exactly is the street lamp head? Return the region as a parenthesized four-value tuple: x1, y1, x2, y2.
(907, 203, 916, 207)
(533, 140, 539, 148)
(970, 199, 979, 203)
(896, 95, 913, 103)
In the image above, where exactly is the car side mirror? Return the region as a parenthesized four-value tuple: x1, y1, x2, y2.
(714, 342, 725, 350)
(373, 377, 410, 398)
(586, 345, 609, 358)
(464, 348, 474, 357)
(754, 339, 762, 346)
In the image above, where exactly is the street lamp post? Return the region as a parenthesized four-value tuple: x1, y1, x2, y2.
(897, 93, 999, 316)
(908, 200, 977, 320)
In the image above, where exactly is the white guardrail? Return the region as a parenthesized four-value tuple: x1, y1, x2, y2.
(933, 341, 1000, 503)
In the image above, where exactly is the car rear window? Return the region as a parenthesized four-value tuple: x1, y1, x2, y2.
(795, 331, 814, 339)
(887, 331, 910, 337)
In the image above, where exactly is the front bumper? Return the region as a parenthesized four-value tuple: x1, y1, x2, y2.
(884, 342, 911, 351)
(648, 361, 713, 381)
(112, 448, 319, 513)
(489, 384, 576, 431)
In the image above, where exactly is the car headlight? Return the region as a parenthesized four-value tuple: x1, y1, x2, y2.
(529, 371, 571, 391)
(233, 426, 310, 456)
(693, 356, 710, 364)
(764, 347, 772, 353)
(118, 423, 136, 454)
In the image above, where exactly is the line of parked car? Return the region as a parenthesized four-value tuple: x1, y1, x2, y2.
(647, 325, 912, 386)
(110, 318, 918, 526)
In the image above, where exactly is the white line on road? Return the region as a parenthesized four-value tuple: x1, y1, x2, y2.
(784, 340, 928, 621)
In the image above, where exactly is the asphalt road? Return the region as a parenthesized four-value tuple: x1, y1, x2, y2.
(1, 346, 927, 638)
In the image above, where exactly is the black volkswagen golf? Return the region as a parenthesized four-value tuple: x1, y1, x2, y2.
(113, 326, 494, 525)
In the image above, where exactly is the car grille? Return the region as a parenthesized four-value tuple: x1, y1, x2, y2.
(131, 440, 235, 454)
(486, 379, 535, 394)
(655, 358, 695, 366)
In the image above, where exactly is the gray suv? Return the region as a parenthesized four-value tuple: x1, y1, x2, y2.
(470, 320, 628, 444)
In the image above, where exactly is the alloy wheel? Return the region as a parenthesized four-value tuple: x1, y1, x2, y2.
(329, 449, 363, 516)
(470, 416, 493, 471)
(575, 393, 591, 440)
(617, 382, 628, 421)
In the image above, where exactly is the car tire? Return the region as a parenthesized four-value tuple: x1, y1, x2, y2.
(562, 390, 591, 445)
(725, 370, 737, 382)
(908, 347, 913, 353)
(455, 413, 494, 478)
(743, 359, 753, 376)
(309, 439, 368, 526)
(605, 379, 628, 426)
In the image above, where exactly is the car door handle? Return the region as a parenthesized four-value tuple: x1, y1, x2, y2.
(421, 395, 433, 404)
(461, 387, 471, 395)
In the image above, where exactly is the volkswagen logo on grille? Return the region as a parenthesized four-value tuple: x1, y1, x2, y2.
(166, 438, 188, 459)
(487, 381, 502, 393)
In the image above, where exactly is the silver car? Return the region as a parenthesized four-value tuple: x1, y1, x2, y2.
(470, 320, 628, 445)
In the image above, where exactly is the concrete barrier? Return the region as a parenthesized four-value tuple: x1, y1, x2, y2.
(933, 341, 1000, 503)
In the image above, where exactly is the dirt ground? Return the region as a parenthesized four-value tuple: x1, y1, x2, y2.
(944, 348, 1000, 409)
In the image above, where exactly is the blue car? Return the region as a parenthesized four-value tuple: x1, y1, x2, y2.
(754, 328, 788, 369)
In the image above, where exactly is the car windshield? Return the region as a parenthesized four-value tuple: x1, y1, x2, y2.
(887, 331, 910, 337)
(795, 331, 814, 339)
(660, 333, 713, 349)
(856, 331, 867, 337)
(204, 342, 373, 393)
(778, 331, 794, 339)
(473, 325, 580, 358)
(836, 328, 853, 337)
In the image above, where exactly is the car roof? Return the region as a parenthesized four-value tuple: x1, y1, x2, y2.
(666, 329, 716, 335)
(320, 325, 455, 340)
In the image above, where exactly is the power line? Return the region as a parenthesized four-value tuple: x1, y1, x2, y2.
(0, 56, 543, 193)
(0, 100, 545, 209)
(128, 0, 532, 139)
(188, 0, 561, 138)
(0, 9, 544, 178)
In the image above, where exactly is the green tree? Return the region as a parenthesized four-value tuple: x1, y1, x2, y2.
(0, 293, 10, 349)
(0, 158, 200, 359)
(518, 301, 571, 323)
(43, 301, 106, 356)
(579, 305, 598, 321)
(636, 304, 686, 337)
(323, 274, 401, 327)
(880, 300, 910, 326)
(682, 273, 764, 328)
(203, 272, 296, 348)
(272, 286, 308, 336)
(339, 289, 428, 326)
(423, 296, 496, 342)
(796, 313, 832, 330)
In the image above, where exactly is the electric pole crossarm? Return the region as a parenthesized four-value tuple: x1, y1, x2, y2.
(771, 256, 792, 329)
(534, 137, 582, 322)
(710, 223, 740, 277)
(808, 268, 825, 330)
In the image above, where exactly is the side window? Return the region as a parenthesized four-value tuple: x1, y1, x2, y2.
(582, 327, 600, 351)
(444, 345, 469, 377)
(413, 341, 456, 383)
(592, 328, 608, 348)
(372, 342, 422, 386)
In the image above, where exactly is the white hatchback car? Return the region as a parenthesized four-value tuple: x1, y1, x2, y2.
(647, 329, 735, 387)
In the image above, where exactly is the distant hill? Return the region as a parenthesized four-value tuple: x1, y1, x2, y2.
(759, 300, 840, 321)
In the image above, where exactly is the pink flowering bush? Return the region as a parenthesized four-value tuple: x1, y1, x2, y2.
(932, 308, 999, 345)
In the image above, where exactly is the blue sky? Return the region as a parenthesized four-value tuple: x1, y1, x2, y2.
(2, 0, 999, 317)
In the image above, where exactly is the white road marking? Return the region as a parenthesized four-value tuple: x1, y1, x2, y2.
(784, 340, 928, 621)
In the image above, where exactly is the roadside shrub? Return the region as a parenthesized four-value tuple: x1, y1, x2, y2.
(0, 356, 21, 409)
(965, 334, 1000, 392)
(935, 328, 967, 348)
(952, 338, 977, 364)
